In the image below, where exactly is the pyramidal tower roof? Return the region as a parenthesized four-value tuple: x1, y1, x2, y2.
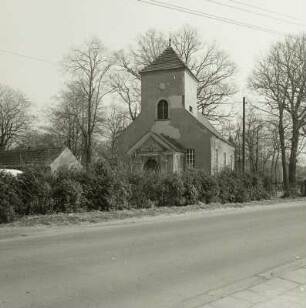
(140, 46, 198, 81)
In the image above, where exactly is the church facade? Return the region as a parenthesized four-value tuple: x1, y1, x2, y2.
(115, 47, 234, 174)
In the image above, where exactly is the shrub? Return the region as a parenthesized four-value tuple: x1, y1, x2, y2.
(73, 170, 111, 211)
(182, 170, 200, 205)
(215, 170, 271, 204)
(217, 171, 237, 203)
(0, 160, 275, 223)
(128, 173, 153, 208)
(263, 176, 275, 196)
(299, 180, 306, 197)
(194, 170, 219, 204)
(0, 172, 21, 223)
(107, 169, 131, 210)
(235, 177, 251, 203)
(72, 163, 131, 211)
(286, 184, 301, 198)
(16, 167, 53, 215)
(247, 174, 268, 200)
(156, 173, 186, 207)
(52, 177, 84, 213)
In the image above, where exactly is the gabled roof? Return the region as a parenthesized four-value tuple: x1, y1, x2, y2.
(159, 134, 185, 152)
(196, 112, 223, 140)
(0, 147, 65, 168)
(127, 131, 185, 155)
(193, 111, 234, 147)
(140, 46, 198, 81)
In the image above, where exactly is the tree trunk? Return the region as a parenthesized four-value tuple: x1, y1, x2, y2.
(86, 92, 92, 169)
(278, 108, 289, 196)
(248, 145, 255, 175)
(270, 148, 276, 179)
(86, 134, 92, 168)
(81, 135, 87, 166)
(288, 125, 299, 193)
(274, 150, 280, 183)
(255, 130, 259, 175)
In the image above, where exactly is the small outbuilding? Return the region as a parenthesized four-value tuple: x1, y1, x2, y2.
(0, 147, 82, 173)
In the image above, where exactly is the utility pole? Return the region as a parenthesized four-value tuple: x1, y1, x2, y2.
(242, 96, 246, 174)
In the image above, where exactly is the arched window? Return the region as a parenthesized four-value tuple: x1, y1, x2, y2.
(157, 100, 168, 120)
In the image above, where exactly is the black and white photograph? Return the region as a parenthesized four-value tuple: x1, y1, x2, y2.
(0, 0, 305, 307)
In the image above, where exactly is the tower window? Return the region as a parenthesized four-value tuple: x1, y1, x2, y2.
(157, 100, 168, 120)
(189, 106, 193, 113)
(186, 149, 195, 169)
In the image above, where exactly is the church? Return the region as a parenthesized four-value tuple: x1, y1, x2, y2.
(115, 46, 234, 174)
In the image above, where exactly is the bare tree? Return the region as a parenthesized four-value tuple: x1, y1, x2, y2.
(245, 112, 278, 177)
(104, 106, 129, 158)
(109, 73, 140, 120)
(221, 109, 282, 181)
(0, 84, 31, 150)
(172, 26, 236, 120)
(62, 38, 113, 167)
(249, 34, 306, 195)
(112, 25, 236, 121)
(15, 129, 62, 150)
(49, 84, 84, 158)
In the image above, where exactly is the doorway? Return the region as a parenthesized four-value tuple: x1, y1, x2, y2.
(143, 158, 159, 172)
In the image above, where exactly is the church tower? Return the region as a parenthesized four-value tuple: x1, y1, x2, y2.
(139, 46, 198, 122)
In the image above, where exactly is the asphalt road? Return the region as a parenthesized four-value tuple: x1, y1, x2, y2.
(0, 201, 305, 308)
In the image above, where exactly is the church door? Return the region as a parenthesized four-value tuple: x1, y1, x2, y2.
(143, 158, 159, 172)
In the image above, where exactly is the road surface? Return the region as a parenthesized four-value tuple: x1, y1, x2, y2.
(0, 201, 305, 308)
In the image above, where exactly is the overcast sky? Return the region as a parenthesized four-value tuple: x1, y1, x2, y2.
(0, 0, 305, 118)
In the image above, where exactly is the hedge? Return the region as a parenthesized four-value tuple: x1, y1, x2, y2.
(0, 166, 274, 223)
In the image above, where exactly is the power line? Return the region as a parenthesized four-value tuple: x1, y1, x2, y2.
(137, 0, 289, 37)
(200, 0, 304, 27)
(225, 0, 304, 22)
(0, 48, 58, 66)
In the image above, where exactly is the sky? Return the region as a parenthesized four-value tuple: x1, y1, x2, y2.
(0, 0, 305, 120)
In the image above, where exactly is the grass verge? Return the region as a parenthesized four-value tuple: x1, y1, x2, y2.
(1, 197, 305, 228)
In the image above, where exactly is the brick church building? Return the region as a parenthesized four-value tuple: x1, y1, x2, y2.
(115, 46, 234, 174)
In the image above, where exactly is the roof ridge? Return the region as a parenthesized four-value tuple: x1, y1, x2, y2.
(0, 146, 64, 153)
(139, 46, 198, 81)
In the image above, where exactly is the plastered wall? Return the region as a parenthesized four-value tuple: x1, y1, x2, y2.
(50, 148, 82, 173)
(184, 71, 198, 115)
(210, 136, 235, 175)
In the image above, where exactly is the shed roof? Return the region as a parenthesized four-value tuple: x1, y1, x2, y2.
(140, 46, 198, 81)
(0, 147, 64, 168)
